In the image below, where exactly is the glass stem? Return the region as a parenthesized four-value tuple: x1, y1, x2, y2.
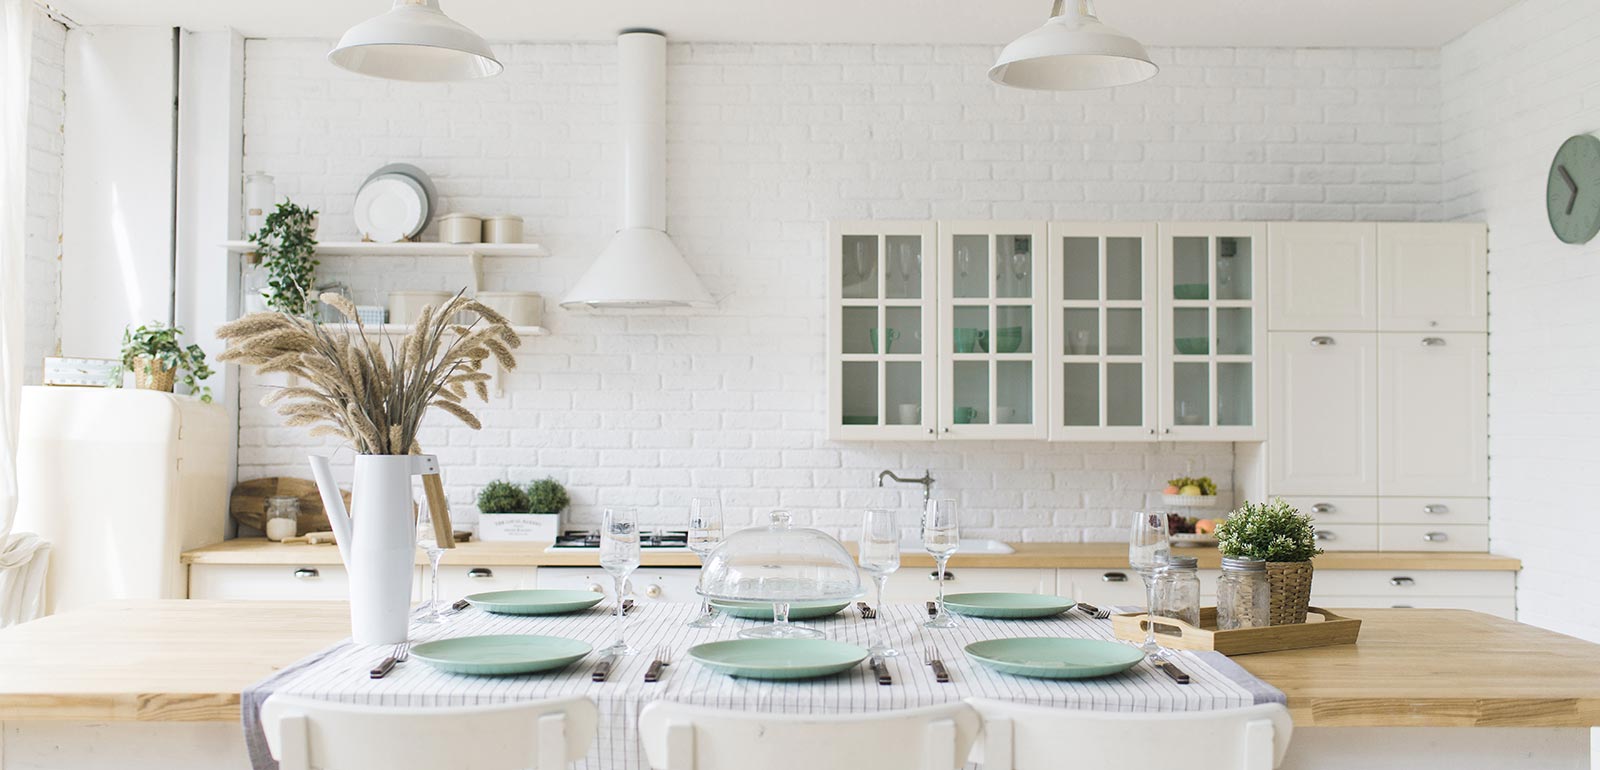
(613, 576, 627, 646)
(428, 551, 442, 615)
(935, 557, 948, 612)
(1143, 570, 1159, 654)
(874, 574, 888, 643)
(696, 555, 713, 618)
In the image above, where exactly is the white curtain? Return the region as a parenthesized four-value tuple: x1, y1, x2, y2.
(0, 0, 50, 626)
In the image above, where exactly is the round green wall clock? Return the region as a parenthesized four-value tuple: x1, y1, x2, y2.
(1547, 133, 1600, 244)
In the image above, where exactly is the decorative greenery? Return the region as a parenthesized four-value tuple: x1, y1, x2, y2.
(119, 322, 214, 402)
(1216, 498, 1323, 563)
(477, 481, 531, 514)
(1167, 476, 1219, 495)
(249, 200, 319, 315)
(526, 477, 569, 514)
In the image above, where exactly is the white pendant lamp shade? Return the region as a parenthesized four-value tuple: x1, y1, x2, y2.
(329, 0, 502, 82)
(989, 0, 1157, 91)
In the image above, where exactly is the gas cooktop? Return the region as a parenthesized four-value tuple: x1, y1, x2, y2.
(547, 529, 689, 550)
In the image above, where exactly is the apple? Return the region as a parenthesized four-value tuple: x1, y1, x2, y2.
(1163, 485, 1180, 495)
(1194, 519, 1217, 535)
(1180, 484, 1203, 496)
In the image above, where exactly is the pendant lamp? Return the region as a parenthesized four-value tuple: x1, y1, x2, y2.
(329, 0, 502, 82)
(989, 0, 1157, 91)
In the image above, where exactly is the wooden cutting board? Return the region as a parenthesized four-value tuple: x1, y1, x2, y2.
(229, 477, 350, 537)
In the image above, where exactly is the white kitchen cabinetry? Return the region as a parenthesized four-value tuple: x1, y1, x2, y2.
(1376, 223, 1488, 333)
(1268, 332, 1379, 496)
(189, 564, 351, 600)
(1267, 223, 1378, 331)
(433, 565, 536, 601)
(880, 566, 1053, 602)
(1378, 333, 1489, 497)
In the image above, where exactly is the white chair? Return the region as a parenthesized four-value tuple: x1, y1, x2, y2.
(260, 694, 598, 770)
(965, 699, 1293, 770)
(638, 701, 981, 770)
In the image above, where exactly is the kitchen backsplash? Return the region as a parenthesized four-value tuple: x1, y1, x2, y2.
(237, 39, 1442, 540)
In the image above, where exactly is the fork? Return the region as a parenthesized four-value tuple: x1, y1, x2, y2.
(644, 645, 673, 683)
(923, 645, 950, 683)
(1076, 602, 1111, 620)
(369, 641, 411, 679)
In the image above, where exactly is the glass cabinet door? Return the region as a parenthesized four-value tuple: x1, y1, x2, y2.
(1047, 223, 1159, 440)
(829, 221, 937, 440)
(1158, 223, 1267, 440)
(937, 221, 1048, 439)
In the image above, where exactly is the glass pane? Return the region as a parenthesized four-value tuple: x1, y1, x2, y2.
(1218, 362, 1253, 426)
(1062, 363, 1099, 426)
(885, 362, 922, 425)
(1063, 309, 1099, 356)
(1107, 363, 1143, 426)
(952, 306, 989, 354)
(1106, 309, 1141, 355)
(997, 361, 1032, 424)
(886, 235, 923, 300)
(1172, 236, 1209, 300)
(996, 235, 1034, 299)
(953, 361, 988, 425)
(1216, 237, 1252, 301)
(842, 307, 876, 355)
(1173, 308, 1209, 355)
(952, 235, 988, 298)
(996, 306, 1032, 354)
(1173, 362, 1210, 427)
(842, 362, 879, 425)
(843, 235, 877, 299)
(1217, 307, 1252, 355)
(884, 307, 921, 355)
(1062, 237, 1099, 301)
(1106, 237, 1142, 301)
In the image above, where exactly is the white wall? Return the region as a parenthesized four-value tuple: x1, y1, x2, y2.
(235, 40, 1443, 540)
(1441, 0, 1600, 642)
(22, 8, 65, 384)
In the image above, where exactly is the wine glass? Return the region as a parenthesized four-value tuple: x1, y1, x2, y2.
(415, 504, 446, 625)
(957, 245, 972, 278)
(854, 241, 870, 285)
(686, 497, 724, 628)
(1129, 511, 1171, 657)
(858, 509, 900, 657)
(600, 508, 641, 655)
(922, 499, 960, 629)
(898, 243, 916, 296)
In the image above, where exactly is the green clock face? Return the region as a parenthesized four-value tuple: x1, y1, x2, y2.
(1548, 134, 1600, 244)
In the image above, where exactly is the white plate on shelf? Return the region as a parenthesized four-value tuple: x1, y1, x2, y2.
(353, 173, 426, 243)
(1162, 494, 1219, 508)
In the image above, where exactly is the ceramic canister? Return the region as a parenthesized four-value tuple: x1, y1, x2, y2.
(388, 290, 455, 325)
(439, 213, 483, 244)
(483, 215, 524, 244)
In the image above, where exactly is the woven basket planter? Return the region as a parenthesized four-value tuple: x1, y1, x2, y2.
(131, 356, 176, 393)
(1265, 560, 1314, 625)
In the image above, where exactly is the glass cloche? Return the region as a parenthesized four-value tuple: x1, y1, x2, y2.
(698, 510, 864, 639)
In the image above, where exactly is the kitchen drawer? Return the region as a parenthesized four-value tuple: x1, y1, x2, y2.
(1312, 594, 1514, 620)
(1379, 524, 1487, 552)
(882, 567, 1053, 603)
(189, 564, 350, 600)
(1055, 569, 1219, 607)
(432, 565, 536, 601)
(1378, 497, 1487, 525)
(1277, 495, 1378, 523)
(1310, 523, 1379, 551)
(1312, 569, 1513, 597)
(535, 567, 702, 605)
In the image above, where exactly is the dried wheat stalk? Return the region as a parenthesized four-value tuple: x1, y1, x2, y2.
(216, 290, 519, 455)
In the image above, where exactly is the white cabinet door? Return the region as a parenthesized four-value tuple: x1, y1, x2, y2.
(828, 221, 939, 441)
(1047, 222, 1159, 441)
(1267, 223, 1378, 331)
(432, 565, 536, 602)
(1268, 332, 1378, 495)
(1377, 223, 1487, 332)
(188, 564, 351, 600)
(937, 221, 1050, 440)
(881, 566, 1054, 602)
(1378, 333, 1488, 497)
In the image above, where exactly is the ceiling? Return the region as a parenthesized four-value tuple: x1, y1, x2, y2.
(46, 0, 1519, 48)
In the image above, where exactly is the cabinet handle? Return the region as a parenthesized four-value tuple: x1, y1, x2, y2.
(928, 428, 935, 434)
(292, 568, 319, 580)
(1422, 532, 1448, 542)
(1423, 504, 1449, 515)
(1101, 572, 1129, 583)
(1312, 503, 1335, 514)
(1162, 428, 1171, 434)
(943, 427, 950, 433)
(1148, 429, 1156, 435)
(1310, 336, 1336, 346)
(644, 584, 664, 599)
(1314, 530, 1335, 541)
(1421, 337, 1447, 347)
(928, 570, 956, 581)
(587, 583, 605, 594)
(1390, 576, 1415, 586)
(467, 568, 494, 579)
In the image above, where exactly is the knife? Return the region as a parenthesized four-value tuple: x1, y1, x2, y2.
(925, 600, 937, 617)
(871, 656, 892, 686)
(591, 651, 618, 682)
(369, 655, 397, 679)
(1154, 658, 1191, 685)
(927, 656, 950, 683)
(622, 599, 636, 616)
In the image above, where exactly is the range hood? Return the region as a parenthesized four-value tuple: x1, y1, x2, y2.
(562, 30, 713, 310)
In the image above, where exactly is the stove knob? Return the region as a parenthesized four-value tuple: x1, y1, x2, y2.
(644, 584, 663, 599)
(587, 583, 605, 594)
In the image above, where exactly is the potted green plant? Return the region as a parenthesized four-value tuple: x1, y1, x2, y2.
(249, 200, 319, 316)
(1215, 498, 1322, 625)
(527, 477, 570, 514)
(119, 322, 214, 402)
(476, 479, 563, 542)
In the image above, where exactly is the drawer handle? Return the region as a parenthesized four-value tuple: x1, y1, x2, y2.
(1421, 337, 1447, 347)
(587, 583, 605, 594)
(929, 570, 956, 581)
(1423, 532, 1448, 542)
(1310, 336, 1336, 347)
(1101, 572, 1128, 583)
(1390, 576, 1415, 587)
(1314, 530, 1335, 541)
(1311, 503, 1335, 514)
(292, 568, 319, 580)
(1391, 604, 1414, 608)
(1423, 504, 1450, 515)
(467, 568, 494, 579)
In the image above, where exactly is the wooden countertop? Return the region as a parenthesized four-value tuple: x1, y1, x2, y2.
(182, 538, 1523, 572)
(0, 601, 1592, 727)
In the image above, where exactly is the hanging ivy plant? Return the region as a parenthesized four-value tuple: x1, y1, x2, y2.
(249, 200, 320, 316)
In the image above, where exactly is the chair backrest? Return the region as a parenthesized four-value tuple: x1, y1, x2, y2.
(965, 699, 1293, 770)
(260, 694, 598, 770)
(638, 701, 981, 770)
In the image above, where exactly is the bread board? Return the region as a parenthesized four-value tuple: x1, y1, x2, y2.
(229, 477, 349, 537)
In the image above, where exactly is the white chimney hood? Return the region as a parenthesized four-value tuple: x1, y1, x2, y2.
(562, 30, 713, 310)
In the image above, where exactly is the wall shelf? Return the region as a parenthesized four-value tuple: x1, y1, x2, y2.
(221, 240, 549, 258)
(317, 322, 549, 338)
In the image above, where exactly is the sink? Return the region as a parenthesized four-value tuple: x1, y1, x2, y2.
(899, 538, 1015, 554)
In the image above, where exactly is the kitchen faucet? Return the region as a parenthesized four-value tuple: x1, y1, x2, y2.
(877, 469, 935, 503)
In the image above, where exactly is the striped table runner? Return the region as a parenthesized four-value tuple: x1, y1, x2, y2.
(243, 602, 1282, 770)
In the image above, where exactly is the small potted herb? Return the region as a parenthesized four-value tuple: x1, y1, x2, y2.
(476, 478, 567, 542)
(527, 477, 570, 515)
(1215, 498, 1322, 625)
(249, 200, 319, 316)
(119, 322, 214, 402)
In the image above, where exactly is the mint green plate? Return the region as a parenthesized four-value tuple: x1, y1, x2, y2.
(465, 589, 604, 616)
(1173, 283, 1209, 300)
(688, 639, 869, 680)
(410, 635, 593, 676)
(942, 592, 1076, 619)
(964, 637, 1145, 680)
(710, 599, 851, 620)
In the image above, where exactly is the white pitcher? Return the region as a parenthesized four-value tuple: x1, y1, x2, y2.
(308, 453, 440, 644)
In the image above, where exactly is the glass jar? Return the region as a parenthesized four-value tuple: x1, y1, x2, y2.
(1151, 555, 1201, 628)
(1217, 556, 1271, 630)
(264, 495, 300, 542)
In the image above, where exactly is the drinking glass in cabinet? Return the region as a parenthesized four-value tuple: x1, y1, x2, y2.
(1062, 363, 1099, 426)
(1216, 308, 1252, 355)
(1105, 308, 1141, 355)
(1173, 308, 1209, 355)
(886, 236, 922, 300)
(842, 307, 876, 355)
(1215, 237, 1252, 301)
(996, 361, 1032, 424)
(1061, 236, 1099, 300)
(842, 236, 878, 299)
(995, 306, 1031, 353)
(884, 362, 922, 425)
(1106, 237, 1143, 300)
(1171, 236, 1209, 300)
(1218, 362, 1253, 426)
(1063, 309, 1099, 355)
(884, 307, 921, 355)
(841, 362, 879, 425)
(952, 361, 987, 424)
(1106, 363, 1143, 426)
(1173, 362, 1209, 426)
(998, 235, 1033, 299)
(952, 235, 989, 298)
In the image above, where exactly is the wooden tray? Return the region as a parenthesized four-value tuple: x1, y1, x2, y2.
(229, 477, 350, 537)
(1111, 607, 1361, 655)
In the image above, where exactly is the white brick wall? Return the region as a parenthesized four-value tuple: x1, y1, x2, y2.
(23, 10, 65, 384)
(237, 39, 1442, 541)
(1442, 0, 1600, 643)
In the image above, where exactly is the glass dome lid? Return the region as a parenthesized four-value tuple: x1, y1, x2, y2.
(699, 510, 864, 639)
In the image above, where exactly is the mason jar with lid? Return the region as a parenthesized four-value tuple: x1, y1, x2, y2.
(1151, 554, 1201, 628)
(1217, 556, 1271, 629)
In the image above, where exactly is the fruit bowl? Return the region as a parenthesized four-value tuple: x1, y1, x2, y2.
(1170, 533, 1219, 548)
(1163, 494, 1219, 508)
